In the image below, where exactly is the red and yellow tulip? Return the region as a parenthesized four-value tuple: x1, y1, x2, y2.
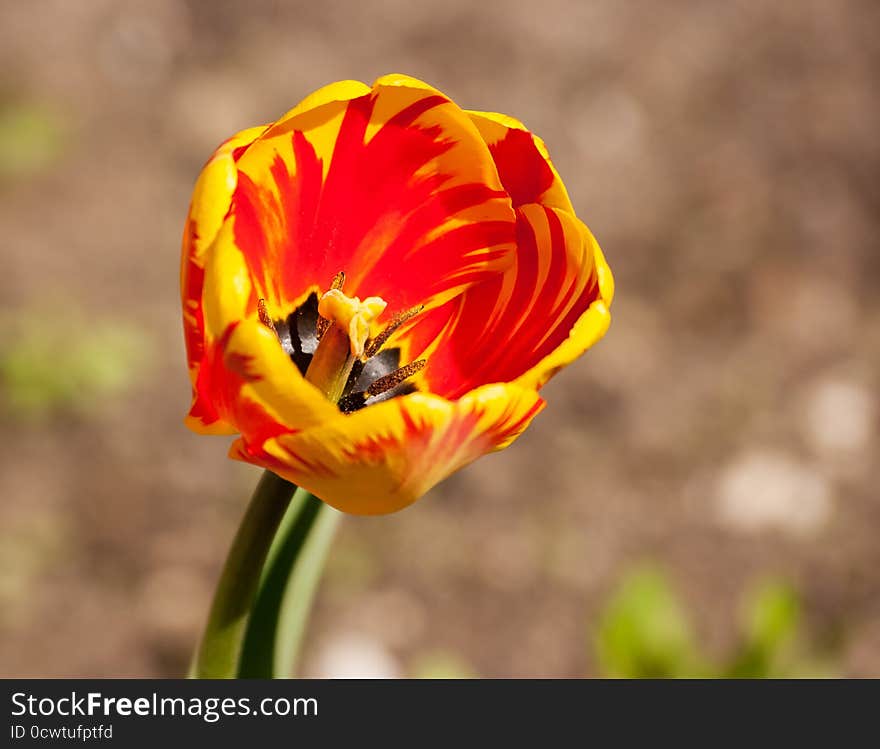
(181, 74, 613, 515)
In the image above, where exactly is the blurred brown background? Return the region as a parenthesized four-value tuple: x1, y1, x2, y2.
(1, 0, 877, 677)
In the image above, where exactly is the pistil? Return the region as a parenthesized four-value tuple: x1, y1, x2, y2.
(259, 271, 428, 410)
(303, 277, 386, 403)
(304, 323, 358, 403)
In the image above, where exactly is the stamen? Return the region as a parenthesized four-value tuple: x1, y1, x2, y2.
(366, 359, 426, 397)
(337, 392, 366, 413)
(257, 298, 277, 336)
(316, 314, 331, 342)
(316, 271, 347, 340)
(364, 304, 424, 359)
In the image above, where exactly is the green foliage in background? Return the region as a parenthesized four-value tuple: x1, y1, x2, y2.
(0, 309, 148, 421)
(594, 567, 832, 678)
(0, 99, 64, 182)
(410, 649, 478, 679)
(405, 569, 833, 679)
(595, 568, 708, 677)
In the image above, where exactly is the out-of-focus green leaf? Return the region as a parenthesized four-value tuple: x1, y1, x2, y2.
(745, 580, 801, 652)
(0, 101, 64, 181)
(0, 309, 147, 421)
(593, 568, 836, 679)
(594, 567, 706, 678)
(410, 649, 479, 679)
(724, 580, 802, 678)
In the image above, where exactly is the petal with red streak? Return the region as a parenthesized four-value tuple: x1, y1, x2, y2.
(467, 110, 574, 212)
(187, 220, 339, 435)
(186, 318, 340, 437)
(229, 383, 545, 515)
(402, 203, 611, 398)
(230, 76, 516, 317)
(181, 124, 268, 385)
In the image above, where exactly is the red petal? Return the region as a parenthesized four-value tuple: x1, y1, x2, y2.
(230, 81, 516, 316)
(488, 127, 555, 207)
(404, 204, 606, 398)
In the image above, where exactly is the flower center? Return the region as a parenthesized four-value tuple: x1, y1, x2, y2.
(258, 271, 426, 411)
(317, 288, 387, 359)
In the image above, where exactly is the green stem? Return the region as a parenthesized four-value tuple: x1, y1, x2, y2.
(238, 489, 340, 678)
(190, 470, 297, 678)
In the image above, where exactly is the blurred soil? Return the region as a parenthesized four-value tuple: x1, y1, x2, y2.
(0, 0, 877, 677)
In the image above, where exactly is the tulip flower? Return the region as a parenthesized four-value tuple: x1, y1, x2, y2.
(183, 74, 613, 678)
(182, 74, 613, 515)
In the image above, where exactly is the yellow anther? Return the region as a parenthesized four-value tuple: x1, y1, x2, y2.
(317, 289, 387, 358)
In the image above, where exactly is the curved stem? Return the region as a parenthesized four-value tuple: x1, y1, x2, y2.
(238, 489, 340, 678)
(190, 470, 297, 678)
